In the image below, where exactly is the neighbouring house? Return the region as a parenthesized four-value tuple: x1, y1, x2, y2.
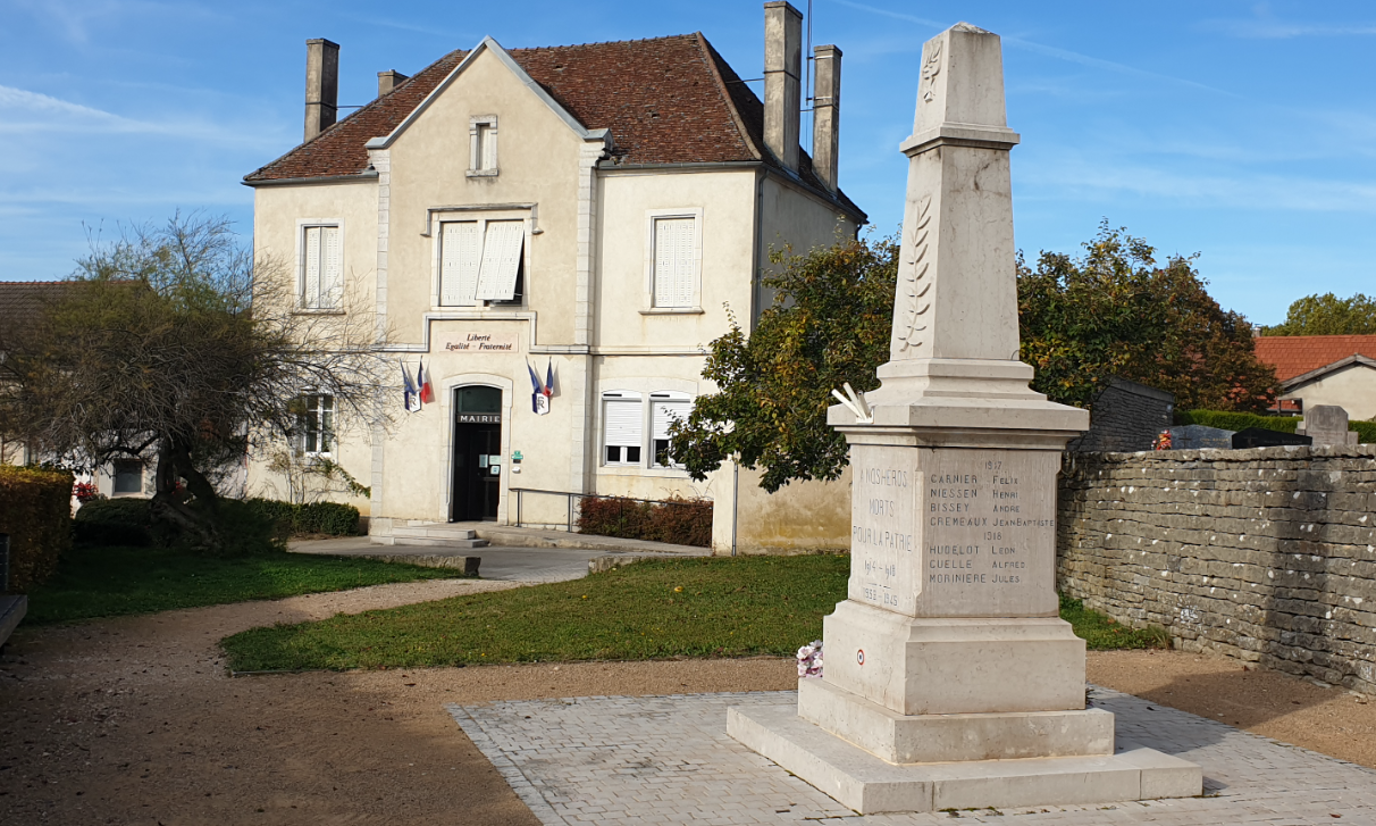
(1253, 334, 1376, 421)
(0, 281, 153, 498)
(241, 3, 866, 551)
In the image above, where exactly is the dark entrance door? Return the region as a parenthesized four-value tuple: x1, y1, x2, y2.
(450, 386, 503, 522)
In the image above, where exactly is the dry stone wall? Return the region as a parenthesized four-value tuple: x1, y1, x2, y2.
(1057, 445, 1376, 694)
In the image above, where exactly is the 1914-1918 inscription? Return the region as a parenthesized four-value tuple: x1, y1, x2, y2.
(849, 445, 1060, 617)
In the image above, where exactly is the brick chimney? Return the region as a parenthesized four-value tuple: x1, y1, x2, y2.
(304, 38, 339, 142)
(763, 1, 802, 172)
(811, 45, 841, 192)
(377, 69, 408, 97)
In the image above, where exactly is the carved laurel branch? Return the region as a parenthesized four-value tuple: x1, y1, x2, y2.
(896, 195, 932, 353)
(921, 41, 943, 103)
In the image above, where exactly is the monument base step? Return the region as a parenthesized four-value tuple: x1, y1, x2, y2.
(798, 677, 1114, 763)
(728, 702, 1201, 815)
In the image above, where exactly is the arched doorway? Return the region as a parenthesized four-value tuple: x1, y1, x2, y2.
(450, 385, 503, 522)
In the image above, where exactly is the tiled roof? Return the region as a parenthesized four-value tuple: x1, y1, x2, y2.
(243, 34, 862, 216)
(1253, 335, 1376, 381)
(0, 281, 80, 343)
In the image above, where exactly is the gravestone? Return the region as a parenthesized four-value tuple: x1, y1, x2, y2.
(1297, 405, 1359, 447)
(1167, 424, 1235, 450)
(728, 23, 1202, 814)
(1232, 427, 1311, 449)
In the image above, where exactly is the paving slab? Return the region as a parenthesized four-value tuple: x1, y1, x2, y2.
(450, 686, 1376, 825)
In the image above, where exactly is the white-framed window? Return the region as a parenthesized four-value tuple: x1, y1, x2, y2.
(300, 223, 342, 309)
(297, 393, 335, 456)
(112, 459, 144, 495)
(650, 392, 691, 468)
(468, 115, 498, 177)
(645, 208, 703, 311)
(439, 218, 525, 306)
(602, 391, 643, 466)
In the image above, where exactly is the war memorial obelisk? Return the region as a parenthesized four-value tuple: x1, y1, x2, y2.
(728, 23, 1203, 814)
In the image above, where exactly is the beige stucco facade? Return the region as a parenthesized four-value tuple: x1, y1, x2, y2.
(1281, 362, 1376, 422)
(244, 38, 862, 552)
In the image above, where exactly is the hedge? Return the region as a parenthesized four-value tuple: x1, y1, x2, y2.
(243, 498, 360, 537)
(576, 495, 712, 548)
(1177, 409, 1376, 443)
(0, 466, 75, 592)
(74, 498, 153, 546)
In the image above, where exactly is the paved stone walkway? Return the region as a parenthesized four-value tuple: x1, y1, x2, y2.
(450, 686, 1376, 825)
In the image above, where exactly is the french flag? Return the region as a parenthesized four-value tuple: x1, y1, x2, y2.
(418, 359, 435, 405)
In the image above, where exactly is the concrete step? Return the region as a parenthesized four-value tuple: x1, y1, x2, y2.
(389, 536, 490, 549)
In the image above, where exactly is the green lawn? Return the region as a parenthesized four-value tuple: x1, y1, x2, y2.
(24, 544, 465, 626)
(221, 554, 1168, 672)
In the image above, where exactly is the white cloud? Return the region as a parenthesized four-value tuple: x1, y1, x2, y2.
(0, 84, 283, 149)
(1201, 18, 1376, 39)
(1020, 154, 1376, 214)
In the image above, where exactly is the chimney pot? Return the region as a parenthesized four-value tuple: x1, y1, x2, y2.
(377, 69, 409, 98)
(812, 45, 841, 192)
(763, 1, 802, 173)
(304, 38, 340, 142)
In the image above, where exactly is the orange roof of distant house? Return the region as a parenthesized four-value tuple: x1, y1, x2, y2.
(1253, 335, 1376, 381)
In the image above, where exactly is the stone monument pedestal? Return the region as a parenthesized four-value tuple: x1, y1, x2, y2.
(727, 20, 1201, 815)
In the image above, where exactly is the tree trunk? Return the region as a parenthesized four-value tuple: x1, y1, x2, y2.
(149, 436, 224, 552)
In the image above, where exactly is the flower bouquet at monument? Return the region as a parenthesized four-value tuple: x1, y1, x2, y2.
(796, 640, 823, 678)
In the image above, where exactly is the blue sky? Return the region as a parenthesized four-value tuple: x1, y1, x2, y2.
(1, 0, 1372, 327)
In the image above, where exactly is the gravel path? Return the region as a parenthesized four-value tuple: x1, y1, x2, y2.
(3, 579, 1375, 825)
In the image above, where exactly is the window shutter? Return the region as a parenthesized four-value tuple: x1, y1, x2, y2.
(321, 226, 342, 308)
(441, 222, 482, 305)
(474, 220, 524, 300)
(603, 395, 642, 448)
(653, 217, 695, 308)
(651, 398, 691, 440)
(303, 226, 322, 308)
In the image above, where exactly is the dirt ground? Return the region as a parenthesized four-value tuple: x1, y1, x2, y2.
(4, 582, 1376, 826)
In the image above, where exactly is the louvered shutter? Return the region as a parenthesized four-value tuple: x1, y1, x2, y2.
(320, 226, 341, 308)
(441, 222, 482, 305)
(474, 221, 524, 301)
(603, 395, 642, 448)
(653, 217, 695, 308)
(303, 226, 322, 308)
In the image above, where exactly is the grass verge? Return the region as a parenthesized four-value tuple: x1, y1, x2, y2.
(221, 555, 1168, 672)
(24, 544, 465, 626)
(1060, 594, 1171, 650)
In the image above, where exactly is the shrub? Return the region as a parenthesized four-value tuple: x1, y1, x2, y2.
(1178, 409, 1376, 444)
(296, 501, 360, 536)
(577, 495, 712, 548)
(74, 498, 153, 547)
(242, 497, 360, 538)
(0, 466, 75, 591)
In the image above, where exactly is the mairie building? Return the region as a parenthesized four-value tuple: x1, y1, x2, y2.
(242, 3, 864, 551)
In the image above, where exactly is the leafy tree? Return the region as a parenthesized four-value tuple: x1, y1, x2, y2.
(0, 213, 384, 551)
(1018, 224, 1278, 411)
(672, 224, 1276, 491)
(1261, 292, 1376, 336)
(669, 236, 897, 492)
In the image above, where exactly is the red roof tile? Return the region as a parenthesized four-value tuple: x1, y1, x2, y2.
(243, 34, 861, 216)
(1253, 335, 1376, 381)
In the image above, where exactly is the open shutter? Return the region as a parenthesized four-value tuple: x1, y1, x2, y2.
(653, 217, 695, 308)
(474, 220, 524, 300)
(441, 222, 482, 305)
(321, 226, 342, 308)
(303, 226, 322, 308)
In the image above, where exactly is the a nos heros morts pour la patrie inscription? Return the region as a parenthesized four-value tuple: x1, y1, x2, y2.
(850, 447, 1054, 614)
